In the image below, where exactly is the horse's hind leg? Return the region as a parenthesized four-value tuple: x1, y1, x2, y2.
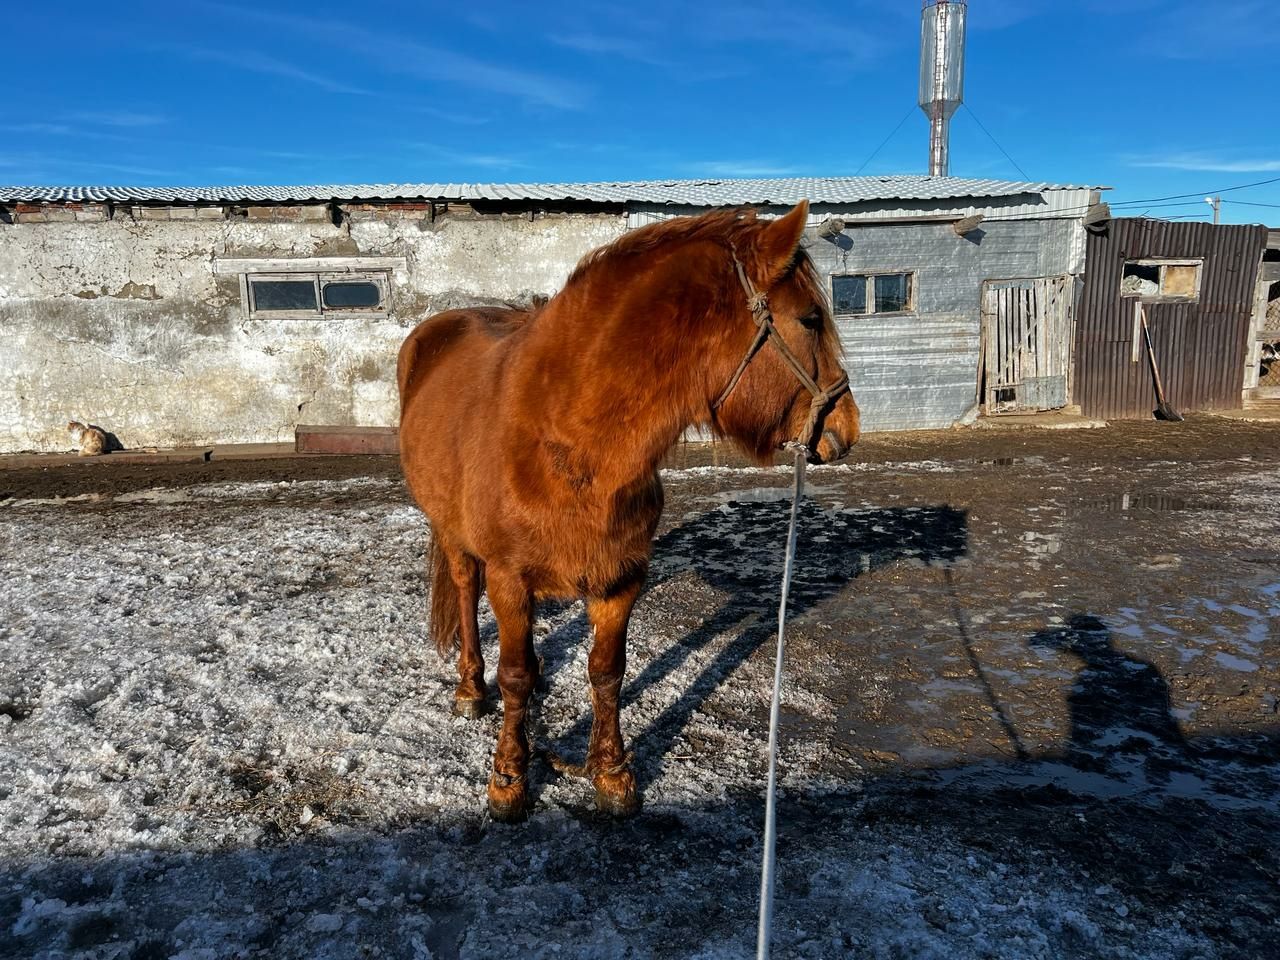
(585, 579, 643, 817)
(485, 567, 536, 822)
(447, 550, 487, 718)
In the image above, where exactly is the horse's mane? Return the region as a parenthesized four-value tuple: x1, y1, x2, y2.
(565, 208, 758, 287)
(560, 206, 839, 355)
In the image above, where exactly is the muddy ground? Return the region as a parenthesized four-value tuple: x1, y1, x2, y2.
(1, 416, 1278, 958)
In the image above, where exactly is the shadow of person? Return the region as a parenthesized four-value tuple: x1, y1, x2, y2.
(1029, 614, 1186, 774)
(539, 496, 968, 788)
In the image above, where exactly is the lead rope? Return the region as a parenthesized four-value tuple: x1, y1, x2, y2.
(756, 442, 807, 960)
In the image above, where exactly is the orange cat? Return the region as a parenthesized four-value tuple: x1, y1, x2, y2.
(67, 420, 108, 457)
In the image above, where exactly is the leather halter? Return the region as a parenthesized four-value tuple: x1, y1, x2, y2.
(711, 252, 852, 454)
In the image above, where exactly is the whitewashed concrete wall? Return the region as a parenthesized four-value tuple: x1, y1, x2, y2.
(0, 210, 625, 452)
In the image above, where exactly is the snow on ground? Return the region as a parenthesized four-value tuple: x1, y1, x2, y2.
(0, 475, 1254, 958)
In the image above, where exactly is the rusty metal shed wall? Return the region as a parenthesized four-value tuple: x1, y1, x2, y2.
(805, 218, 1082, 432)
(1074, 219, 1267, 419)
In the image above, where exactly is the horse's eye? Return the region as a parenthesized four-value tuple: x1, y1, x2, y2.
(799, 310, 823, 329)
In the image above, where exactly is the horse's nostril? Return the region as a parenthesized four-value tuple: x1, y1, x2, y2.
(822, 429, 849, 462)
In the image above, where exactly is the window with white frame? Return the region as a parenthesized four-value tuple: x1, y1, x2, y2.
(831, 272, 915, 316)
(1120, 259, 1202, 302)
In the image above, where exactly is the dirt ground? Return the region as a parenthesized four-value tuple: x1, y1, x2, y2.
(2, 415, 1278, 958)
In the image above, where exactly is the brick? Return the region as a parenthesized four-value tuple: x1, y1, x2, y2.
(246, 206, 277, 220)
(139, 207, 171, 220)
(167, 207, 198, 220)
(15, 211, 48, 223)
(298, 205, 329, 221)
(195, 207, 225, 220)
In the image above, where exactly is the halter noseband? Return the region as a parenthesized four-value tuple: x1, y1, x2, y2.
(711, 251, 851, 455)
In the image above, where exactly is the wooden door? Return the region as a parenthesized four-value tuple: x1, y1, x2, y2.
(980, 276, 1073, 413)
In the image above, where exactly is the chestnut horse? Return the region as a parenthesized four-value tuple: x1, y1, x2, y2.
(397, 201, 860, 821)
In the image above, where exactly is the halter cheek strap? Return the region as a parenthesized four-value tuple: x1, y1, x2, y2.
(712, 252, 851, 453)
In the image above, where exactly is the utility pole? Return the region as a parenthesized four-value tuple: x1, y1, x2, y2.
(1205, 196, 1221, 224)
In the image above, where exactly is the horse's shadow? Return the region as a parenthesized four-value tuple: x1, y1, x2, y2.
(535, 495, 969, 788)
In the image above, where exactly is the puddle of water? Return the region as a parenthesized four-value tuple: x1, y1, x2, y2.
(970, 456, 1047, 468)
(1213, 652, 1260, 673)
(0, 492, 107, 508)
(1084, 493, 1190, 513)
(700, 484, 838, 505)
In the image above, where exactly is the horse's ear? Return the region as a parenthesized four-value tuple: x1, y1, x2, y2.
(752, 200, 810, 287)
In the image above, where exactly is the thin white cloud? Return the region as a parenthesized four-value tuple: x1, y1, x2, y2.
(3, 122, 74, 135)
(1142, 0, 1280, 59)
(548, 32, 667, 67)
(197, 2, 586, 110)
(410, 144, 526, 171)
(159, 45, 374, 96)
(415, 106, 491, 127)
(0, 153, 175, 180)
(1127, 153, 1280, 173)
(694, 161, 799, 178)
(545, 29, 741, 82)
(70, 111, 167, 128)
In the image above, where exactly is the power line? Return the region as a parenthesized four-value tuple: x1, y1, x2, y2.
(961, 103, 1032, 181)
(983, 188, 1280, 224)
(1110, 174, 1280, 206)
(853, 105, 917, 176)
(1222, 198, 1280, 209)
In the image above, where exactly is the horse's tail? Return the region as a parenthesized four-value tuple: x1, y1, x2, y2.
(428, 527, 461, 659)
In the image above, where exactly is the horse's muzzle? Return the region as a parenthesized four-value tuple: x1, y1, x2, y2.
(815, 428, 851, 464)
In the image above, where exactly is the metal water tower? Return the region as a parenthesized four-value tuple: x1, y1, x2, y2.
(919, 0, 968, 177)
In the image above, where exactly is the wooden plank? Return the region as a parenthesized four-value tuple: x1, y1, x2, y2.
(214, 257, 408, 275)
(295, 424, 399, 455)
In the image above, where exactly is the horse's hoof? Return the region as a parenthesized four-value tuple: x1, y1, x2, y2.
(593, 769, 640, 818)
(452, 696, 487, 720)
(487, 774, 528, 823)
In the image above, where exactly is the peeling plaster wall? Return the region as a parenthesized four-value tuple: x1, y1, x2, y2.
(0, 211, 626, 452)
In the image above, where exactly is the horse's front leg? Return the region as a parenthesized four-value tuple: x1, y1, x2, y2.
(485, 567, 536, 822)
(585, 578, 643, 817)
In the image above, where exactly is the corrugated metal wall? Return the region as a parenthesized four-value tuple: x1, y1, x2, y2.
(1074, 220, 1267, 419)
(804, 218, 1082, 431)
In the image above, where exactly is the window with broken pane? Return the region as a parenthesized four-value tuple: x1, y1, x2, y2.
(1121, 260, 1202, 301)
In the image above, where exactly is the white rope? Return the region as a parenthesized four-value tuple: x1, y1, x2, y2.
(756, 443, 807, 959)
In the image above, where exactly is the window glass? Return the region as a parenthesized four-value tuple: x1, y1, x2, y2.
(875, 274, 911, 313)
(251, 279, 318, 312)
(322, 281, 381, 309)
(832, 275, 867, 315)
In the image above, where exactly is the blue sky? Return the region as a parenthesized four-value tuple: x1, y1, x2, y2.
(2, 0, 1277, 223)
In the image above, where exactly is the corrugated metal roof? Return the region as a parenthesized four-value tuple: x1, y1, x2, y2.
(0, 176, 1093, 206)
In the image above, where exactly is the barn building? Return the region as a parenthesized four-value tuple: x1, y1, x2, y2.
(1073, 219, 1271, 420)
(0, 176, 1105, 453)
